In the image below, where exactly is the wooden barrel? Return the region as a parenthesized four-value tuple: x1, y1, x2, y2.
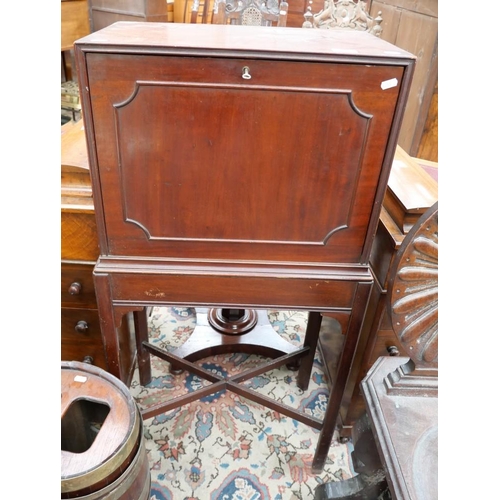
(61, 361, 151, 499)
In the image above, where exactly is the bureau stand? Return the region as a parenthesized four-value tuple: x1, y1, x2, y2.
(74, 22, 415, 472)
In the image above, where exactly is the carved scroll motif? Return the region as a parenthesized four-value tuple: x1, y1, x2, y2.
(303, 0, 383, 37)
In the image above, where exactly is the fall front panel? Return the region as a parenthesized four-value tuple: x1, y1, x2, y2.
(86, 54, 403, 263)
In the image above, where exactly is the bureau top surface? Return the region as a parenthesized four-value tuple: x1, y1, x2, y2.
(75, 22, 415, 61)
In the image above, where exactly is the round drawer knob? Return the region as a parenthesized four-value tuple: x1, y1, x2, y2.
(75, 320, 89, 334)
(68, 282, 82, 295)
(387, 345, 400, 356)
(82, 355, 94, 364)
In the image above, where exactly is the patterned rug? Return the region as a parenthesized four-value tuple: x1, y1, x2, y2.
(129, 307, 355, 500)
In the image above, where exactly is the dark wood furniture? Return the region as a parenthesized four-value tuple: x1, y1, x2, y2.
(315, 201, 438, 500)
(74, 22, 414, 472)
(61, 120, 138, 387)
(366, 201, 437, 499)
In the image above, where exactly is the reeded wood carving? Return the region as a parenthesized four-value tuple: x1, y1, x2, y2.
(303, 0, 383, 36)
(388, 202, 438, 369)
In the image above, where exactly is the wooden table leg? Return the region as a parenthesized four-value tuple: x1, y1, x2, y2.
(133, 307, 151, 386)
(297, 311, 323, 390)
(312, 282, 373, 473)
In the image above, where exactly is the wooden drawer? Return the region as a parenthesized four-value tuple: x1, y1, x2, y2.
(61, 262, 97, 308)
(61, 307, 137, 383)
(61, 308, 107, 369)
(108, 272, 358, 310)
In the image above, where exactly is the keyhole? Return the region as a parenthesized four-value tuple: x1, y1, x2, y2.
(242, 66, 251, 80)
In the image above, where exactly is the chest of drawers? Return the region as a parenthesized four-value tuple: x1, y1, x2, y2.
(61, 120, 137, 386)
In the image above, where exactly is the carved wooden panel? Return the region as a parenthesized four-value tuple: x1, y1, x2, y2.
(387, 202, 437, 368)
(215, 0, 289, 26)
(359, 203, 438, 499)
(303, 0, 383, 37)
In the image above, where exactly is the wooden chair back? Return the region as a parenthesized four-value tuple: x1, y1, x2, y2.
(212, 0, 288, 26)
(303, 0, 382, 36)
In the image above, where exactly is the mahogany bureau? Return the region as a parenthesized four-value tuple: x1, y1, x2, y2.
(74, 22, 415, 471)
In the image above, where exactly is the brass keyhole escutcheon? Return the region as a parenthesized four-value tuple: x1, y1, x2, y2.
(242, 66, 251, 80)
